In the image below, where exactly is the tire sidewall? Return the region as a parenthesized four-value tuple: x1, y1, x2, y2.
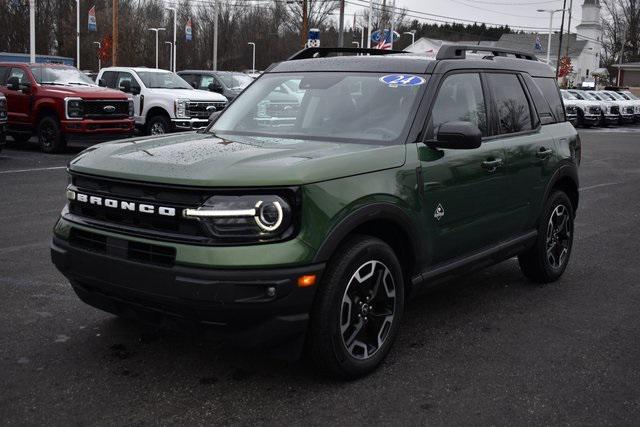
(38, 115, 64, 153)
(146, 115, 170, 135)
(538, 191, 575, 279)
(316, 237, 405, 377)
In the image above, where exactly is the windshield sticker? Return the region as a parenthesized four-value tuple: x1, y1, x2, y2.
(380, 74, 426, 87)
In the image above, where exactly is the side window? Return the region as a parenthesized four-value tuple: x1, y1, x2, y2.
(533, 77, 565, 123)
(0, 66, 9, 84)
(199, 75, 216, 90)
(429, 73, 487, 138)
(9, 68, 27, 84)
(116, 72, 140, 91)
(101, 71, 118, 89)
(486, 73, 533, 135)
(522, 74, 554, 125)
(180, 74, 198, 88)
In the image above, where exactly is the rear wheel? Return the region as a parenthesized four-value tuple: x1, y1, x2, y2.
(306, 235, 404, 379)
(145, 115, 170, 136)
(518, 191, 574, 283)
(37, 115, 66, 153)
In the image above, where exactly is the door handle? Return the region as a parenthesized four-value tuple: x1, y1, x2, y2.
(481, 158, 503, 172)
(537, 147, 553, 160)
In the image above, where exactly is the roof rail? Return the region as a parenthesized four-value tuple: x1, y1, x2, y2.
(288, 47, 407, 61)
(436, 44, 538, 61)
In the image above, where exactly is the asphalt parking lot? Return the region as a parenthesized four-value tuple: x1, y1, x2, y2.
(1, 128, 640, 425)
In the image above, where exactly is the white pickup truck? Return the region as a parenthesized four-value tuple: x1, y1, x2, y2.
(96, 67, 227, 135)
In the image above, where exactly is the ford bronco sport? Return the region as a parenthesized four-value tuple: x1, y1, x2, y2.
(0, 63, 134, 153)
(51, 46, 580, 379)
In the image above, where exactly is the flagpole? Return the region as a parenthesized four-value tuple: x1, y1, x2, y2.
(29, 0, 35, 63)
(389, 0, 396, 49)
(76, 0, 80, 69)
(366, 0, 373, 48)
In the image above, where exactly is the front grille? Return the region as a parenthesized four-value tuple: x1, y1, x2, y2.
(68, 174, 209, 243)
(626, 107, 634, 115)
(84, 100, 130, 119)
(588, 106, 601, 115)
(186, 101, 226, 119)
(69, 229, 176, 267)
(611, 106, 620, 115)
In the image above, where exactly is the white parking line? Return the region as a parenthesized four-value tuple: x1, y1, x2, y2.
(580, 182, 621, 191)
(0, 166, 67, 174)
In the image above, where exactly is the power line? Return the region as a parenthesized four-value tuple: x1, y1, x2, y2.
(446, 0, 549, 19)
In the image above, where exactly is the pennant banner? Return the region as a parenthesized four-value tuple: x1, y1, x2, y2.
(88, 5, 97, 32)
(185, 18, 192, 41)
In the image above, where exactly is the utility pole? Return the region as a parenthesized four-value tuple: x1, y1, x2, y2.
(564, 0, 573, 59)
(76, 0, 80, 69)
(112, 0, 118, 66)
(248, 42, 256, 73)
(555, 0, 567, 79)
(29, 0, 35, 62)
(367, 0, 373, 48)
(338, 0, 345, 47)
(148, 28, 166, 69)
(301, 0, 308, 48)
(213, 0, 219, 71)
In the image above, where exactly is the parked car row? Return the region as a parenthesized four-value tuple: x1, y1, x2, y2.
(0, 62, 263, 152)
(561, 88, 640, 128)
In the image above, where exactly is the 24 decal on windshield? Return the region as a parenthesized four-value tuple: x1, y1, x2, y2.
(380, 74, 426, 87)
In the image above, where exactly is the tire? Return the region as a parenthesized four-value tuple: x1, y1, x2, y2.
(9, 132, 32, 143)
(37, 115, 66, 153)
(518, 191, 574, 283)
(306, 235, 405, 379)
(145, 115, 170, 136)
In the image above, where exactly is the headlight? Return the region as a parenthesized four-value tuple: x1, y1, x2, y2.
(128, 100, 134, 117)
(183, 194, 296, 243)
(65, 98, 84, 119)
(565, 106, 578, 114)
(175, 98, 189, 118)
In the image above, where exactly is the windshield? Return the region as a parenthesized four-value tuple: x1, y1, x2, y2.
(218, 73, 253, 90)
(136, 71, 192, 89)
(562, 91, 577, 100)
(210, 72, 427, 144)
(598, 92, 616, 101)
(622, 91, 638, 100)
(579, 91, 597, 101)
(606, 91, 625, 100)
(30, 66, 96, 86)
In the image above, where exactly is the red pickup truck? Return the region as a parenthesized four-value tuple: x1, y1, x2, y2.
(0, 63, 134, 153)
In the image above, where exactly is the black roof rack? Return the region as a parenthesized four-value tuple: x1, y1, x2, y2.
(436, 44, 538, 61)
(288, 47, 407, 61)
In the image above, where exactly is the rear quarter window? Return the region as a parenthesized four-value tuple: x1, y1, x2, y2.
(533, 77, 565, 123)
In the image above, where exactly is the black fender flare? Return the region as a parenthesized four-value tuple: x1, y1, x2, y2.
(543, 162, 579, 212)
(312, 202, 422, 268)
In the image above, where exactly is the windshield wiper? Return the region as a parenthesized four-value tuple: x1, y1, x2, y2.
(41, 82, 66, 86)
(68, 82, 92, 86)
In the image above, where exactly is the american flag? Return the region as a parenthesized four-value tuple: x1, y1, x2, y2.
(535, 34, 543, 51)
(375, 29, 393, 50)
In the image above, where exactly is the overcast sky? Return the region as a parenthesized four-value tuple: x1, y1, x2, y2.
(344, 0, 585, 33)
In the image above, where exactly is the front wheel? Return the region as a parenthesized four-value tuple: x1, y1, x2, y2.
(518, 191, 574, 283)
(37, 115, 66, 153)
(145, 115, 170, 136)
(306, 235, 404, 379)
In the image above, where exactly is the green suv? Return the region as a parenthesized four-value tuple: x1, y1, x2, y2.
(51, 46, 580, 378)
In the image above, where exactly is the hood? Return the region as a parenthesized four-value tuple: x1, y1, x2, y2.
(69, 132, 406, 187)
(40, 84, 129, 100)
(146, 88, 227, 102)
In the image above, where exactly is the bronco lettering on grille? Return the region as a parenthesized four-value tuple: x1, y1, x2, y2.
(70, 191, 176, 217)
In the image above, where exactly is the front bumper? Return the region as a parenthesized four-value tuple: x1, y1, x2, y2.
(51, 234, 323, 350)
(171, 118, 210, 131)
(603, 114, 619, 125)
(61, 118, 135, 137)
(619, 114, 635, 124)
(582, 114, 599, 126)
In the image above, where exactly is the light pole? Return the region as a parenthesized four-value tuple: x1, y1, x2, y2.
(148, 28, 166, 69)
(213, 0, 219, 71)
(404, 31, 416, 46)
(247, 42, 256, 74)
(165, 7, 177, 72)
(29, 0, 35, 62)
(537, 8, 565, 65)
(165, 41, 173, 72)
(93, 42, 101, 71)
(76, 0, 80, 69)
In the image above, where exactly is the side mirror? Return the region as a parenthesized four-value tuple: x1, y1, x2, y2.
(98, 79, 106, 87)
(7, 77, 20, 91)
(119, 80, 131, 93)
(130, 85, 141, 95)
(428, 121, 482, 150)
